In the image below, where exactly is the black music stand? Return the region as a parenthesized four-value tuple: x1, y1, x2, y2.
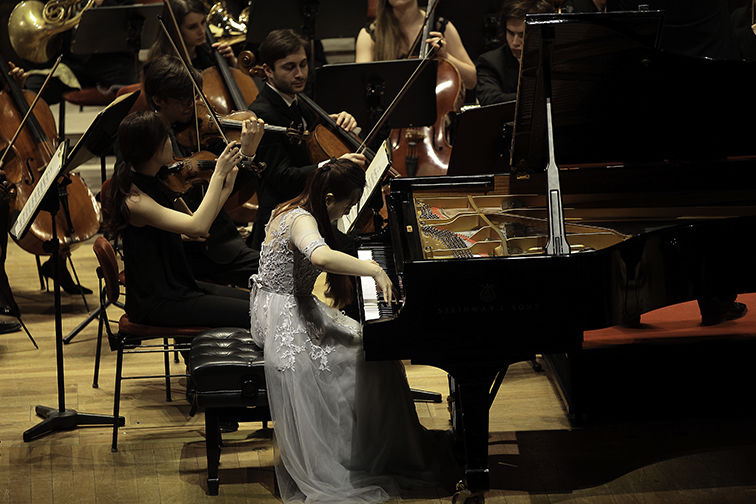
(70, 3, 164, 55)
(61, 90, 141, 345)
(11, 142, 123, 442)
(447, 101, 516, 176)
(313, 59, 438, 141)
(246, 0, 365, 42)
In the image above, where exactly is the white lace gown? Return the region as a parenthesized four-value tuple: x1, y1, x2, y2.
(249, 208, 445, 503)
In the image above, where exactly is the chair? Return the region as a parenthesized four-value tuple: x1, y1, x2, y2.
(114, 82, 151, 115)
(92, 235, 209, 452)
(91, 236, 126, 388)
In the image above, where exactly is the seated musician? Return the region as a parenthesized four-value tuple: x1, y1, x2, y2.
(4, 62, 94, 295)
(249, 158, 458, 502)
(104, 110, 262, 328)
(148, 0, 237, 70)
(246, 29, 365, 251)
(139, 55, 260, 288)
(24, 0, 140, 105)
(355, 0, 477, 90)
(475, 0, 553, 106)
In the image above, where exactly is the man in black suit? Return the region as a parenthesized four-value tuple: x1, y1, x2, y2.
(475, 0, 553, 106)
(247, 29, 365, 250)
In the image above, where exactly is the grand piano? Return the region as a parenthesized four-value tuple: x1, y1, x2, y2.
(355, 11, 756, 500)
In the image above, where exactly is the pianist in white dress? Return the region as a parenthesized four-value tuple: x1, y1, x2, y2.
(249, 159, 450, 503)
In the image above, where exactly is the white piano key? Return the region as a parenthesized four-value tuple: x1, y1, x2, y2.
(358, 249, 381, 320)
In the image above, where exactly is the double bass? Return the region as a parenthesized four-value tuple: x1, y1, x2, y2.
(0, 58, 100, 259)
(390, 0, 465, 177)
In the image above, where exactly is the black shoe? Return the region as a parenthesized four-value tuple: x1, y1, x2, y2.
(0, 318, 21, 334)
(40, 260, 93, 295)
(701, 302, 748, 326)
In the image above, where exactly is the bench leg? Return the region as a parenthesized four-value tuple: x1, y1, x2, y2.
(206, 409, 221, 495)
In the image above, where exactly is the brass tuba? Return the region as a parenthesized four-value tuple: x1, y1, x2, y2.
(207, 1, 248, 46)
(8, 0, 96, 64)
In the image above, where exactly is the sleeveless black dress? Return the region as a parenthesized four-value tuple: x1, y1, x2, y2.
(122, 172, 249, 328)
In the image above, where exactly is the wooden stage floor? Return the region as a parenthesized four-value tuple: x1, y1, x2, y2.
(2, 236, 756, 503)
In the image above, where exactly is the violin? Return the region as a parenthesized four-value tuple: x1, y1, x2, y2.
(175, 100, 305, 154)
(0, 58, 100, 258)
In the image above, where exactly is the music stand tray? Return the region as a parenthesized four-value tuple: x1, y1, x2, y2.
(67, 89, 141, 171)
(70, 3, 164, 55)
(314, 59, 438, 133)
(338, 139, 393, 235)
(447, 101, 516, 176)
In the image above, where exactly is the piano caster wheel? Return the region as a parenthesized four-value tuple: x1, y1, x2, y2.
(452, 482, 486, 504)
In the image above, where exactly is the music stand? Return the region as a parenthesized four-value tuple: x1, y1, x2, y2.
(61, 90, 140, 346)
(447, 101, 516, 176)
(70, 3, 164, 55)
(338, 139, 393, 235)
(246, 0, 365, 43)
(11, 142, 124, 442)
(66, 89, 141, 176)
(313, 59, 438, 136)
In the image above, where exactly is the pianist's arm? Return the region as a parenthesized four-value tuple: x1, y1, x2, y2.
(292, 214, 394, 303)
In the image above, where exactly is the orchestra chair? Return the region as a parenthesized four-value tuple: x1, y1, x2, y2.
(91, 236, 126, 389)
(114, 83, 150, 115)
(188, 327, 271, 495)
(92, 235, 208, 452)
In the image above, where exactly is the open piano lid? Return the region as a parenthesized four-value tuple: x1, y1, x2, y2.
(511, 11, 756, 172)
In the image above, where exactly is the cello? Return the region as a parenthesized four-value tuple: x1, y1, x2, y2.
(0, 58, 100, 259)
(389, 0, 465, 177)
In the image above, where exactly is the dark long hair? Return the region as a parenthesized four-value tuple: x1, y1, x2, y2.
(273, 158, 366, 308)
(104, 112, 169, 238)
(373, 0, 406, 60)
(147, 0, 208, 62)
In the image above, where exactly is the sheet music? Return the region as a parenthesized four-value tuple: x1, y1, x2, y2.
(10, 142, 67, 240)
(338, 139, 392, 234)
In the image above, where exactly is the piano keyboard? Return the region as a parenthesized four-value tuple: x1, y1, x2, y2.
(357, 247, 402, 322)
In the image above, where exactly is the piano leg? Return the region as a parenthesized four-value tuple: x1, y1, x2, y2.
(448, 365, 502, 494)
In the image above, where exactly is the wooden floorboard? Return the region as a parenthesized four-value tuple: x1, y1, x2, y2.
(2, 192, 756, 502)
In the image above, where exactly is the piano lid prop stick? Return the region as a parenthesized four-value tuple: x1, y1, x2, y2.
(544, 97, 570, 256)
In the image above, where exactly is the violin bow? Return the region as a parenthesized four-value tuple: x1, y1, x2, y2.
(0, 55, 63, 171)
(158, 16, 232, 146)
(162, 0, 202, 152)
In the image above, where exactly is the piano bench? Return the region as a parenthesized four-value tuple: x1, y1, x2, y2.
(189, 328, 271, 496)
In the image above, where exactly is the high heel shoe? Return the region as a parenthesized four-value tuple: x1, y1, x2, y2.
(40, 260, 93, 295)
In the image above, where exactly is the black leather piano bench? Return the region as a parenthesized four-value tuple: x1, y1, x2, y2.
(188, 327, 271, 496)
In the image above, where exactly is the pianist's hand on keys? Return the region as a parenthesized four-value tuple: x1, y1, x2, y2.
(358, 250, 397, 319)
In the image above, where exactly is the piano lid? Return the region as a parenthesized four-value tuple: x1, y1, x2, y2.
(511, 11, 756, 172)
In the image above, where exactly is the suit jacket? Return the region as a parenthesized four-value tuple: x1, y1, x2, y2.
(475, 45, 520, 106)
(248, 84, 319, 250)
